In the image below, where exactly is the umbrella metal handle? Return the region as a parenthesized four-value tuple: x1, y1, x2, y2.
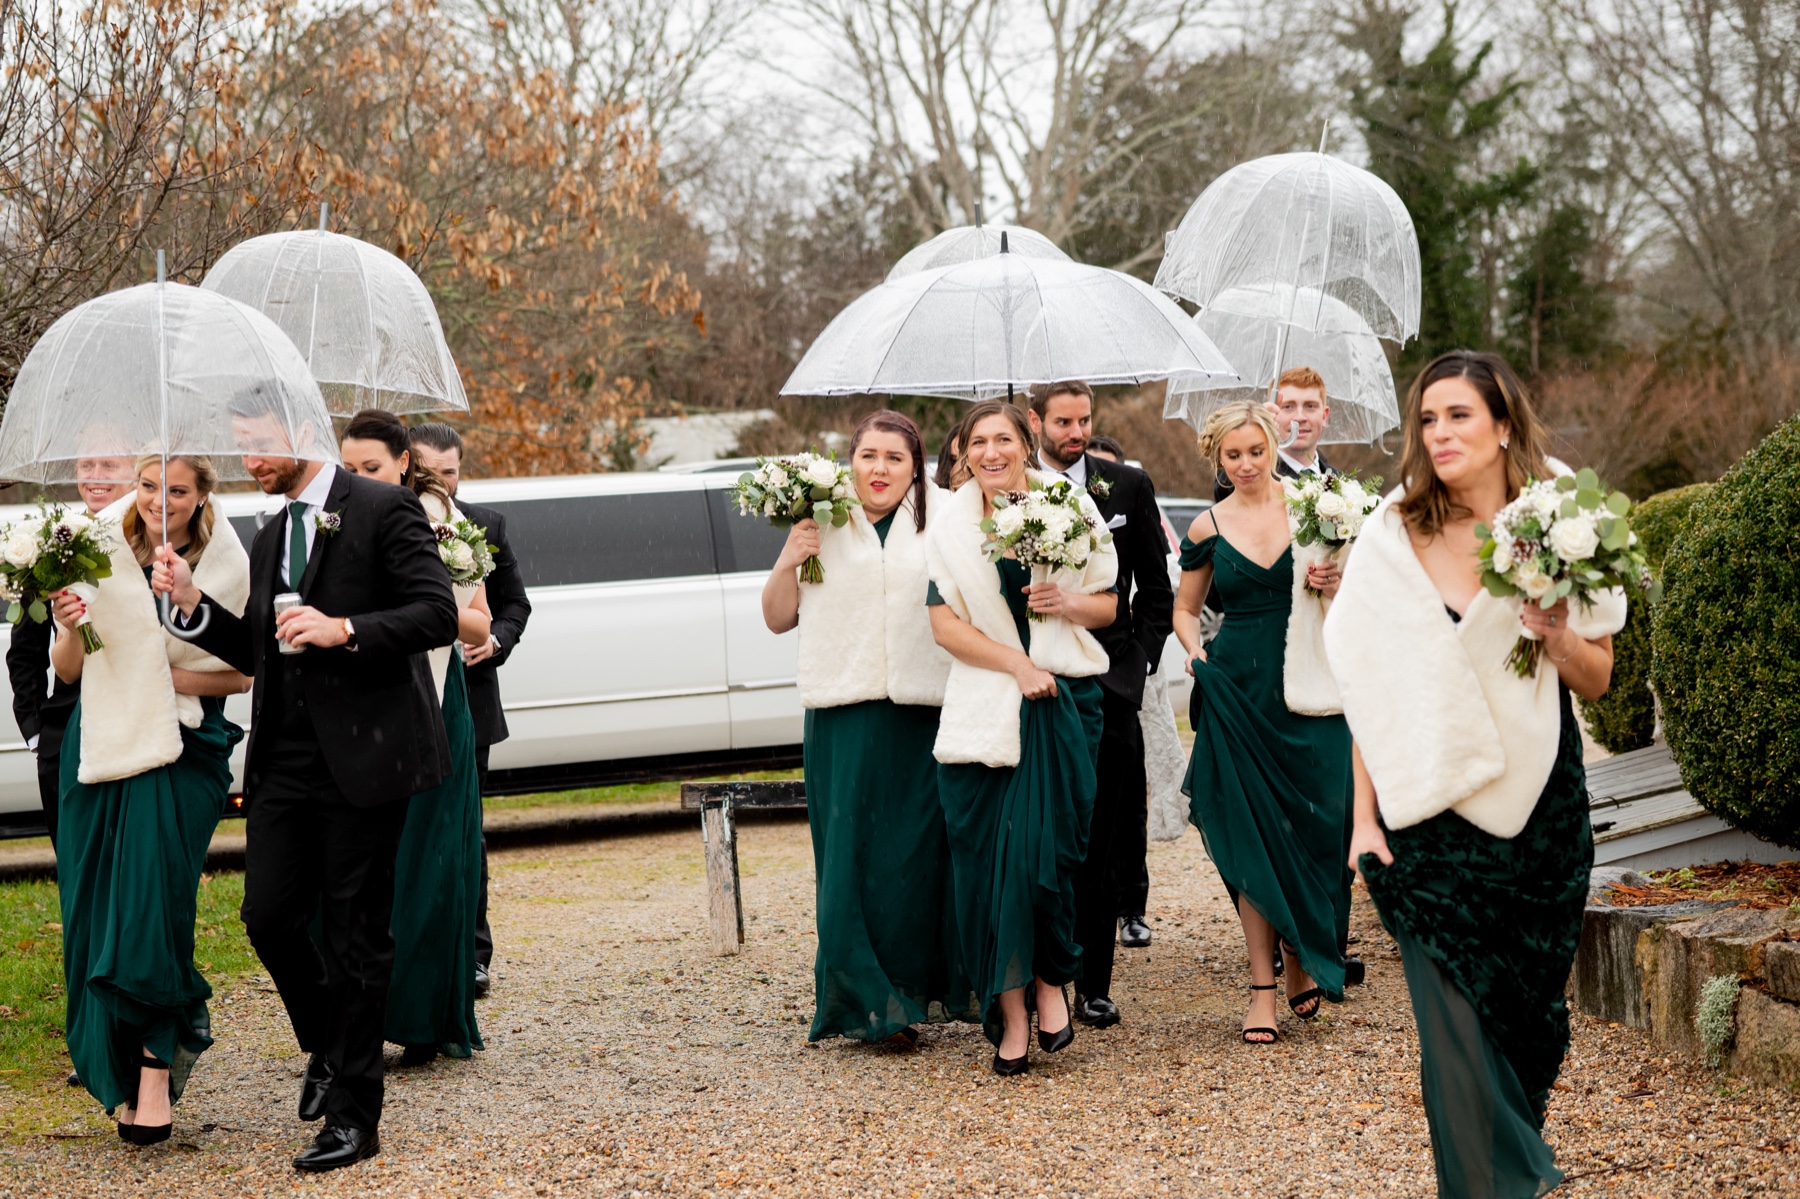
(160, 591, 210, 641)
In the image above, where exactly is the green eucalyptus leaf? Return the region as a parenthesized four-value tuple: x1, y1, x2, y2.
(5, 602, 18, 624)
(1474, 522, 1490, 541)
(1561, 499, 1580, 519)
(1556, 475, 1578, 492)
(1577, 488, 1603, 510)
(1606, 491, 1631, 516)
(1576, 467, 1600, 491)
(28, 599, 45, 624)
(1480, 571, 1514, 597)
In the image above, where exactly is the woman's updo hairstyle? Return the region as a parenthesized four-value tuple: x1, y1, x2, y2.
(1194, 400, 1280, 467)
(341, 408, 452, 512)
(122, 454, 219, 568)
(1396, 350, 1551, 536)
(850, 408, 929, 532)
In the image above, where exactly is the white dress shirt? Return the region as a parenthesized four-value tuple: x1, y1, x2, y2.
(1279, 447, 1323, 476)
(1037, 454, 1088, 487)
(281, 462, 338, 587)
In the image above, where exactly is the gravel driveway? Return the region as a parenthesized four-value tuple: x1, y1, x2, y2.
(3, 819, 1796, 1197)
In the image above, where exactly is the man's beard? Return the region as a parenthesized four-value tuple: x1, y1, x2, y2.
(257, 459, 306, 495)
(1042, 438, 1086, 469)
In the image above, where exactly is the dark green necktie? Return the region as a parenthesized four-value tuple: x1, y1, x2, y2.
(287, 500, 308, 589)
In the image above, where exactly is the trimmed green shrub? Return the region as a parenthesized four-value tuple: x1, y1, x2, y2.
(1577, 482, 1715, 753)
(1652, 416, 1800, 848)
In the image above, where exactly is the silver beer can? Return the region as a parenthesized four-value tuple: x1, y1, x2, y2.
(274, 591, 305, 655)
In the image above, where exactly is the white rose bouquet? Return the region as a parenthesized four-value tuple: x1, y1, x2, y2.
(979, 478, 1112, 622)
(0, 502, 115, 653)
(729, 452, 858, 584)
(433, 517, 497, 584)
(1284, 472, 1382, 596)
(1476, 468, 1653, 677)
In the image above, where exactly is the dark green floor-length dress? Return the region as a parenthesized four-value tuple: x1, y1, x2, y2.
(385, 653, 483, 1058)
(58, 695, 241, 1114)
(1362, 668, 1592, 1199)
(932, 558, 1104, 1047)
(1178, 528, 1353, 1001)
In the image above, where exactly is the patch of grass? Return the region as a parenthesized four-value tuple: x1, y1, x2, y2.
(482, 768, 802, 813)
(0, 872, 256, 1104)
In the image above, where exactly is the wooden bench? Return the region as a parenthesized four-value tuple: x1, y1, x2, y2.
(679, 780, 807, 955)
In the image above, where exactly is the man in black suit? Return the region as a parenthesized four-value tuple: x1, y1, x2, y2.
(407, 423, 532, 999)
(1026, 382, 1173, 1029)
(6, 456, 132, 849)
(1210, 366, 1335, 503)
(155, 403, 457, 1174)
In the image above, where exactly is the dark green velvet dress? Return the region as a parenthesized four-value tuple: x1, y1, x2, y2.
(805, 511, 971, 1041)
(931, 558, 1105, 1046)
(1178, 529, 1353, 1000)
(1362, 656, 1592, 1199)
(57, 673, 242, 1113)
(385, 653, 484, 1058)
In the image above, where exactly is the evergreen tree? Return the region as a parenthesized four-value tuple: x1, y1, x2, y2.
(1503, 202, 1617, 374)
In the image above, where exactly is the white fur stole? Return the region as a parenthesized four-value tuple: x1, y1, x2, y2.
(1323, 491, 1626, 838)
(1283, 540, 1344, 716)
(925, 475, 1117, 768)
(163, 506, 251, 729)
(796, 489, 950, 709)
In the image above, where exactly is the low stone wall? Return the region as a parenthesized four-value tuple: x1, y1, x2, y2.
(1574, 894, 1800, 1085)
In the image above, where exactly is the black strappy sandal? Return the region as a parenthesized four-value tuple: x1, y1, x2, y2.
(1279, 941, 1323, 1020)
(1241, 984, 1279, 1044)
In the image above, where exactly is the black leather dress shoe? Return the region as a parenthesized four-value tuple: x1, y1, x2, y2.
(399, 1043, 438, 1067)
(1118, 916, 1152, 947)
(294, 1124, 380, 1173)
(66, 1068, 81, 1087)
(1344, 955, 1366, 986)
(473, 962, 491, 999)
(298, 1054, 334, 1122)
(1075, 994, 1121, 1028)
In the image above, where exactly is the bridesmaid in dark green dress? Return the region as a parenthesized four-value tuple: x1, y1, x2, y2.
(761, 410, 966, 1045)
(924, 402, 1117, 1075)
(338, 411, 487, 1066)
(1171, 402, 1352, 1044)
(1344, 351, 1615, 1197)
(54, 455, 249, 1144)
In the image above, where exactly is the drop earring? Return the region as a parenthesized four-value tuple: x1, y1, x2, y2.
(1500, 436, 1510, 449)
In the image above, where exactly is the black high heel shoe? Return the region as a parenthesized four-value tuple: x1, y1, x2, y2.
(121, 1053, 172, 1146)
(1242, 983, 1279, 1044)
(1279, 940, 1323, 1020)
(1036, 983, 1074, 1053)
(991, 1050, 1030, 1076)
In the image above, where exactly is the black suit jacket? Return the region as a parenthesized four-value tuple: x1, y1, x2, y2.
(187, 469, 460, 808)
(6, 614, 77, 757)
(1078, 454, 1174, 706)
(454, 500, 531, 749)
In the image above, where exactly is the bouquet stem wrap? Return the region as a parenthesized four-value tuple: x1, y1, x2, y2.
(1027, 563, 1053, 623)
(64, 581, 103, 653)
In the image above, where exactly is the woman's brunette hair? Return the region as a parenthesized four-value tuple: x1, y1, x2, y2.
(960, 400, 1034, 451)
(1194, 400, 1280, 466)
(341, 408, 452, 511)
(934, 414, 967, 491)
(122, 454, 218, 568)
(1396, 350, 1551, 536)
(850, 408, 929, 532)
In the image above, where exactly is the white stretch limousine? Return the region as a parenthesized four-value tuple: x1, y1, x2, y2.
(0, 470, 1199, 834)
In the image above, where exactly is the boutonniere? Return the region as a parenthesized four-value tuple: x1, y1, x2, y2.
(313, 511, 343, 537)
(1087, 476, 1112, 500)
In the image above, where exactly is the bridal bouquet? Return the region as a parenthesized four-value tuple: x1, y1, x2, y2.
(729, 452, 858, 584)
(1284, 472, 1381, 596)
(0, 503, 115, 653)
(1476, 468, 1653, 676)
(433, 518, 497, 584)
(980, 479, 1112, 622)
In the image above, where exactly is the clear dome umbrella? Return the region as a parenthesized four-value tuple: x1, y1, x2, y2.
(886, 223, 1070, 280)
(1153, 150, 1422, 346)
(201, 209, 467, 415)
(1165, 284, 1400, 444)
(0, 261, 339, 634)
(783, 241, 1239, 400)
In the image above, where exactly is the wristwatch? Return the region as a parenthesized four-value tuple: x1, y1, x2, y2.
(342, 617, 358, 651)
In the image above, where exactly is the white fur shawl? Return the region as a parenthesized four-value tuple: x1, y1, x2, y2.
(422, 492, 479, 703)
(796, 488, 950, 709)
(1323, 490, 1626, 838)
(1283, 540, 1344, 716)
(925, 475, 1117, 767)
(75, 494, 250, 783)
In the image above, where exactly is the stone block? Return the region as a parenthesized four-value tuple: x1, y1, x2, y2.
(1640, 905, 1799, 1055)
(1728, 988, 1800, 1088)
(1764, 940, 1800, 1003)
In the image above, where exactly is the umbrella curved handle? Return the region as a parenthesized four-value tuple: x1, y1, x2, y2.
(160, 591, 210, 641)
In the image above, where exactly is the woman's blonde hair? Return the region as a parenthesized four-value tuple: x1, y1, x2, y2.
(122, 455, 218, 568)
(1396, 350, 1551, 536)
(1195, 400, 1281, 470)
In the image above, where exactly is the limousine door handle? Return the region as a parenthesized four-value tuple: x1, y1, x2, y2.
(728, 679, 796, 693)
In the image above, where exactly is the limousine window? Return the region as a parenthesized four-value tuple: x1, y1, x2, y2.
(486, 491, 716, 586)
(704, 488, 788, 574)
